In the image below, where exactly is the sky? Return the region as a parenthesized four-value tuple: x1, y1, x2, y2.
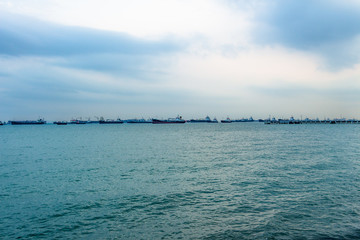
(1, 0, 360, 120)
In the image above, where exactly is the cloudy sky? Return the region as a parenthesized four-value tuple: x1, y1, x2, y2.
(1, 0, 360, 120)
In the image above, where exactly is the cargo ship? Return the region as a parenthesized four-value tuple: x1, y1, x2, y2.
(69, 119, 87, 124)
(87, 120, 100, 124)
(126, 118, 152, 123)
(9, 118, 46, 125)
(99, 118, 124, 124)
(221, 117, 231, 123)
(152, 116, 185, 124)
(189, 116, 218, 123)
(232, 117, 254, 122)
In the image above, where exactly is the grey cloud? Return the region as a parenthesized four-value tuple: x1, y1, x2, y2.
(0, 11, 188, 120)
(1, 61, 145, 102)
(0, 11, 181, 87)
(56, 54, 170, 80)
(253, 0, 360, 69)
(0, 56, 192, 113)
(0, 12, 182, 56)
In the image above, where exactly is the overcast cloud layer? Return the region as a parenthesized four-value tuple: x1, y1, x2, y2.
(1, 0, 360, 120)
(255, 0, 360, 69)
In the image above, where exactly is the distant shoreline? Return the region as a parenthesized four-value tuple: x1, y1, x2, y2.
(2, 117, 360, 125)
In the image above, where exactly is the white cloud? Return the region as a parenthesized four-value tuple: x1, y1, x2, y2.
(1, 0, 252, 43)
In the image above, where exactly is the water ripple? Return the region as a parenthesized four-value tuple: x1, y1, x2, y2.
(1, 124, 360, 239)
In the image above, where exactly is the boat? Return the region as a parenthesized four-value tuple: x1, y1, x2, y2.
(152, 116, 186, 124)
(9, 118, 46, 125)
(69, 119, 87, 124)
(126, 118, 152, 123)
(0, 121, 4, 125)
(189, 116, 218, 123)
(221, 117, 231, 123)
(264, 117, 277, 124)
(87, 120, 100, 124)
(86, 117, 100, 124)
(99, 118, 124, 124)
(232, 117, 254, 122)
(53, 121, 68, 125)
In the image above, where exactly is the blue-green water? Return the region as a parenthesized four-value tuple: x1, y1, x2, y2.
(1, 123, 360, 239)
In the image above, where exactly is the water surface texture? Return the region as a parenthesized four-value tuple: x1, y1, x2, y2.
(1, 123, 360, 239)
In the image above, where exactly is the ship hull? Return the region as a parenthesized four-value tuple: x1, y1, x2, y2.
(189, 120, 218, 123)
(126, 121, 152, 123)
(152, 119, 185, 124)
(10, 121, 46, 125)
(69, 120, 87, 124)
(127, 122, 151, 124)
(232, 120, 254, 122)
(126, 119, 152, 123)
(221, 121, 231, 123)
(54, 122, 68, 125)
(99, 121, 123, 124)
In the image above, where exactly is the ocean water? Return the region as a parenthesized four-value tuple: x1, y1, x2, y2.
(1, 123, 360, 239)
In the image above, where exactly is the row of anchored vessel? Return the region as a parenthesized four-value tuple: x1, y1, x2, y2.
(3, 116, 360, 125)
(2, 116, 257, 125)
(51, 116, 256, 124)
(264, 117, 360, 124)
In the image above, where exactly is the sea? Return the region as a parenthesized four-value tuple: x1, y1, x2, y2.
(1, 123, 360, 239)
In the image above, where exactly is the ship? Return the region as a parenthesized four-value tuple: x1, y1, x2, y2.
(232, 117, 254, 122)
(126, 118, 152, 123)
(9, 118, 46, 125)
(87, 120, 100, 124)
(152, 116, 185, 124)
(99, 117, 124, 124)
(189, 116, 218, 123)
(221, 117, 231, 123)
(69, 119, 87, 124)
(0, 121, 4, 125)
(86, 117, 100, 124)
